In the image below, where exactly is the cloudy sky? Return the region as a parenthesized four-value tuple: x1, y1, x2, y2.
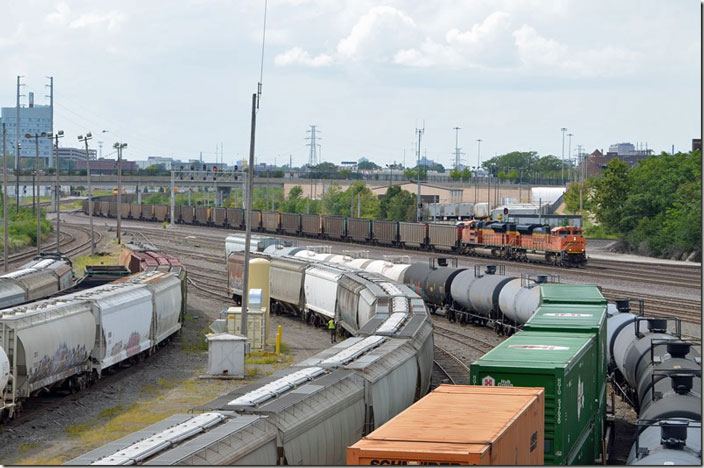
(0, 0, 700, 167)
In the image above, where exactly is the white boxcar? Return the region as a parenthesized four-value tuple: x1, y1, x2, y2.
(303, 265, 343, 319)
(0, 299, 95, 402)
(71, 283, 154, 370)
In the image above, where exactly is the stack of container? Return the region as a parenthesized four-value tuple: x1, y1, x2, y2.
(347, 385, 545, 465)
(523, 284, 608, 463)
(470, 331, 598, 465)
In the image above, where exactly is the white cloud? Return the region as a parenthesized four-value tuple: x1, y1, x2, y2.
(336, 6, 419, 61)
(274, 47, 333, 67)
(45, 2, 71, 25)
(69, 10, 126, 31)
(446, 11, 511, 47)
(513, 25, 639, 78)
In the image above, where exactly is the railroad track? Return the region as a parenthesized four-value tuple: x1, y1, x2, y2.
(3, 232, 73, 267)
(601, 288, 701, 325)
(432, 321, 498, 355)
(587, 260, 700, 289)
(433, 346, 469, 385)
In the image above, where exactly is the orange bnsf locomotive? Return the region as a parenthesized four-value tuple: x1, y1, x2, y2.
(459, 220, 586, 266)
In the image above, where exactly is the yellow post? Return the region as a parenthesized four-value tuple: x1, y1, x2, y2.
(275, 325, 282, 355)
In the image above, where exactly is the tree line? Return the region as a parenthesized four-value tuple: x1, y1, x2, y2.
(564, 150, 701, 259)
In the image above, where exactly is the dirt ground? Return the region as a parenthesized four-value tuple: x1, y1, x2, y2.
(0, 285, 330, 465)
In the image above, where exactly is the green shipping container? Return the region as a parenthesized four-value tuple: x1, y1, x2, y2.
(540, 283, 607, 305)
(593, 383, 607, 463)
(567, 420, 596, 465)
(523, 303, 607, 396)
(469, 331, 597, 465)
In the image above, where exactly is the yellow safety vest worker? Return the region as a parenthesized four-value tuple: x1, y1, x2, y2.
(328, 319, 335, 330)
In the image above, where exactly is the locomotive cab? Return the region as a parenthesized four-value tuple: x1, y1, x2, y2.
(549, 226, 587, 266)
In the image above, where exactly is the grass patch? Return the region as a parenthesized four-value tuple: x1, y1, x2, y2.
(62, 200, 84, 210)
(18, 443, 39, 454)
(279, 341, 290, 354)
(0, 203, 53, 252)
(245, 350, 280, 365)
(66, 423, 92, 438)
(181, 327, 210, 353)
(98, 405, 126, 419)
(246, 367, 259, 378)
(71, 240, 121, 277)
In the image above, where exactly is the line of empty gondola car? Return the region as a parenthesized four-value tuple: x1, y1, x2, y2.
(84, 199, 586, 267)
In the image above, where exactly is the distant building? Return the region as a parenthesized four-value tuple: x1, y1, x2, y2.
(74, 158, 137, 174)
(144, 156, 175, 170)
(57, 147, 97, 171)
(0, 92, 53, 165)
(605, 141, 653, 168)
(583, 149, 609, 177)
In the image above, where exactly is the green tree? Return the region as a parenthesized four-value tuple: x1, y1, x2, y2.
(449, 168, 461, 181)
(563, 179, 594, 213)
(358, 160, 380, 170)
(461, 168, 472, 182)
(589, 158, 629, 233)
(379, 185, 416, 222)
(404, 166, 427, 181)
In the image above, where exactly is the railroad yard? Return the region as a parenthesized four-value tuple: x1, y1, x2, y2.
(0, 208, 700, 465)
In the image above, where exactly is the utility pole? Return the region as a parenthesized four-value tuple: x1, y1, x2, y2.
(560, 127, 567, 186)
(416, 126, 424, 222)
(27, 132, 46, 256)
(15, 76, 23, 212)
(78, 133, 95, 254)
(357, 192, 361, 218)
(241, 0, 267, 338)
(577, 144, 584, 215)
(2, 123, 8, 272)
(241, 93, 258, 336)
(567, 133, 573, 183)
(51, 131, 64, 252)
(113, 142, 127, 245)
(475, 139, 482, 205)
(170, 169, 175, 227)
(453, 127, 463, 170)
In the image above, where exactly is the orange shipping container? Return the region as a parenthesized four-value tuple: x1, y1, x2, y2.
(347, 385, 544, 466)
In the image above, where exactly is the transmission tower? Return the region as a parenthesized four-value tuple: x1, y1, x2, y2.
(305, 125, 321, 167)
(452, 126, 465, 170)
